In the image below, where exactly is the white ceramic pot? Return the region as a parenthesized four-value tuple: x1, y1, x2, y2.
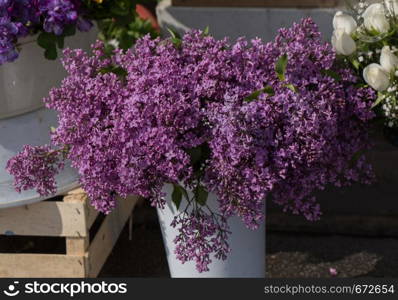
(0, 29, 98, 119)
(0, 29, 98, 208)
(157, 184, 265, 278)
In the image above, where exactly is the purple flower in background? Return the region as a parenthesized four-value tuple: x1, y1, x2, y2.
(0, 17, 20, 64)
(7, 19, 376, 272)
(39, 0, 78, 35)
(0, 0, 92, 65)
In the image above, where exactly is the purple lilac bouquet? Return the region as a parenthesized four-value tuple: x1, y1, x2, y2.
(0, 0, 92, 64)
(7, 18, 375, 272)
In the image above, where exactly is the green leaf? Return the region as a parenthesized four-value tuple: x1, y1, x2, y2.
(165, 28, 182, 48)
(171, 37, 182, 48)
(99, 65, 128, 81)
(352, 59, 360, 70)
(166, 28, 181, 39)
(172, 184, 183, 209)
(62, 25, 76, 37)
(37, 32, 56, 50)
(372, 92, 385, 108)
(321, 69, 341, 81)
(171, 184, 189, 209)
(284, 83, 298, 93)
(195, 185, 208, 206)
(56, 36, 65, 49)
(275, 54, 288, 81)
(263, 86, 275, 95)
(44, 45, 57, 60)
(244, 86, 275, 102)
(203, 26, 210, 36)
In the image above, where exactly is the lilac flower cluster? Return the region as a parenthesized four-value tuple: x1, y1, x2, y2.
(6, 145, 65, 196)
(171, 208, 230, 273)
(7, 19, 375, 272)
(0, 0, 91, 64)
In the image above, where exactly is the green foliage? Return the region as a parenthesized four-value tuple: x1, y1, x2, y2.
(37, 30, 69, 60)
(321, 69, 342, 81)
(284, 83, 298, 93)
(244, 86, 275, 102)
(167, 27, 182, 48)
(98, 65, 128, 81)
(194, 185, 208, 206)
(274, 54, 299, 92)
(171, 184, 189, 209)
(275, 54, 288, 81)
(372, 92, 386, 108)
(84, 0, 159, 52)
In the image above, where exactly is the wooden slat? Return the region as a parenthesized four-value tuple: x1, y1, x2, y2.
(0, 201, 88, 237)
(172, 0, 338, 8)
(64, 187, 99, 229)
(64, 189, 90, 255)
(63, 188, 87, 203)
(66, 237, 89, 255)
(0, 254, 86, 278)
(87, 195, 139, 277)
(86, 203, 100, 229)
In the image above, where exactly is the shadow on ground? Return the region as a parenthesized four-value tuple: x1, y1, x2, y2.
(266, 232, 398, 278)
(99, 204, 398, 278)
(99, 204, 170, 278)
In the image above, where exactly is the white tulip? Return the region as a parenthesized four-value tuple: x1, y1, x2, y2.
(362, 3, 390, 33)
(333, 11, 358, 35)
(380, 46, 398, 73)
(331, 29, 357, 56)
(363, 63, 390, 91)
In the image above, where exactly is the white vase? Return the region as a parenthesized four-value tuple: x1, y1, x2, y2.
(157, 184, 265, 278)
(0, 29, 98, 119)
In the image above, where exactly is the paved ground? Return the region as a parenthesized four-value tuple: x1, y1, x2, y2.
(266, 233, 398, 278)
(97, 204, 398, 278)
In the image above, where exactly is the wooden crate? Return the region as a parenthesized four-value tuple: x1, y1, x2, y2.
(171, 0, 338, 7)
(0, 189, 139, 278)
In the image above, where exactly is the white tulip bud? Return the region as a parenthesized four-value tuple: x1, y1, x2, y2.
(331, 29, 357, 56)
(362, 3, 390, 33)
(333, 11, 358, 35)
(380, 46, 398, 73)
(363, 63, 390, 91)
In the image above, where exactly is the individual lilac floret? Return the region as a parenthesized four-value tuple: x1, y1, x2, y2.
(6, 145, 65, 196)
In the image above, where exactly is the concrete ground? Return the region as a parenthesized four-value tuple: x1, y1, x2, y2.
(98, 204, 398, 278)
(266, 233, 398, 278)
